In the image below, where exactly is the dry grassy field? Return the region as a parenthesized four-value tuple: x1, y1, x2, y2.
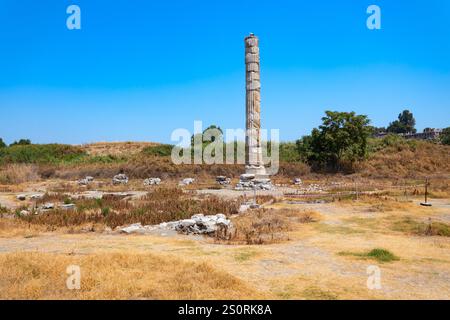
(0, 141, 449, 300)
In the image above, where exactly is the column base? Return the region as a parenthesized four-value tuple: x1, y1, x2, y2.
(236, 165, 273, 191)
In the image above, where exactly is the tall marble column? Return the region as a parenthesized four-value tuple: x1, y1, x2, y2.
(244, 33, 267, 178)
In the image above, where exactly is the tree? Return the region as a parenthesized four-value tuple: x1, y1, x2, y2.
(441, 127, 450, 145)
(296, 111, 371, 171)
(0, 138, 6, 148)
(367, 126, 386, 137)
(387, 110, 416, 134)
(10, 139, 31, 147)
(191, 125, 223, 146)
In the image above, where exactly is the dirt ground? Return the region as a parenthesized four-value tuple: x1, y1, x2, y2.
(0, 179, 449, 300)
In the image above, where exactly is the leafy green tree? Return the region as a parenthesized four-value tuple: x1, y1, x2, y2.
(191, 125, 223, 146)
(387, 110, 416, 134)
(441, 127, 450, 145)
(0, 138, 6, 148)
(10, 139, 31, 147)
(296, 111, 371, 171)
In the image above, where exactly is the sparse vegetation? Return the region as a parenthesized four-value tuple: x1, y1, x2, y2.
(19, 188, 239, 229)
(224, 209, 319, 245)
(142, 144, 174, 157)
(391, 217, 450, 237)
(0, 164, 40, 184)
(361, 136, 450, 179)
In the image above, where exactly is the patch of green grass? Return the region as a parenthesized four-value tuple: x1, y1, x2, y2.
(339, 248, 399, 263)
(431, 223, 450, 236)
(391, 217, 450, 237)
(142, 144, 174, 157)
(366, 248, 399, 262)
(234, 249, 259, 262)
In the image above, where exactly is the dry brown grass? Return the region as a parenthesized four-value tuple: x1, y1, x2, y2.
(0, 218, 48, 238)
(0, 164, 40, 184)
(0, 251, 266, 300)
(19, 187, 240, 229)
(222, 209, 319, 244)
(362, 140, 450, 179)
(391, 216, 450, 237)
(81, 142, 159, 156)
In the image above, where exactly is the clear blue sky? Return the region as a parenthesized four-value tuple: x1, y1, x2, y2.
(0, 0, 449, 144)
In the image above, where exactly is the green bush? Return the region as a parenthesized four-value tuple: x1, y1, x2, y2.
(142, 144, 174, 157)
(366, 248, 399, 262)
(441, 127, 450, 145)
(0, 144, 86, 164)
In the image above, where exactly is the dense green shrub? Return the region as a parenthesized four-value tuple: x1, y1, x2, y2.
(142, 144, 174, 157)
(0, 144, 86, 164)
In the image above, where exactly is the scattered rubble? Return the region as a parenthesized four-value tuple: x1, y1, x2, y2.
(78, 176, 94, 185)
(216, 176, 231, 185)
(112, 174, 129, 185)
(239, 203, 251, 213)
(297, 184, 324, 194)
(236, 174, 273, 191)
(118, 213, 232, 236)
(20, 210, 30, 216)
(179, 178, 195, 186)
(120, 223, 147, 234)
(41, 203, 55, 210)
(144, 178, 161, 186)
(30, 194, 44, 200)
(61, 204, 76, 210)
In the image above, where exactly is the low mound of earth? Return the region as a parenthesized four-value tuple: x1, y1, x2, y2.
(361, 140, 450, 179)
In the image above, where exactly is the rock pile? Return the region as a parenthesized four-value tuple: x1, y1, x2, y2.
(216, 176, 231, 185)
(112, 174, 129, 185)
(118, 213, 232, 236)
(235, 174, 273, 191)
(298, 184, 324, 193)
(238, 201, 261, 213)
(78, 176, 94, 185)
(144, 178, 161, 186)
(41, 203, 55, 210)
